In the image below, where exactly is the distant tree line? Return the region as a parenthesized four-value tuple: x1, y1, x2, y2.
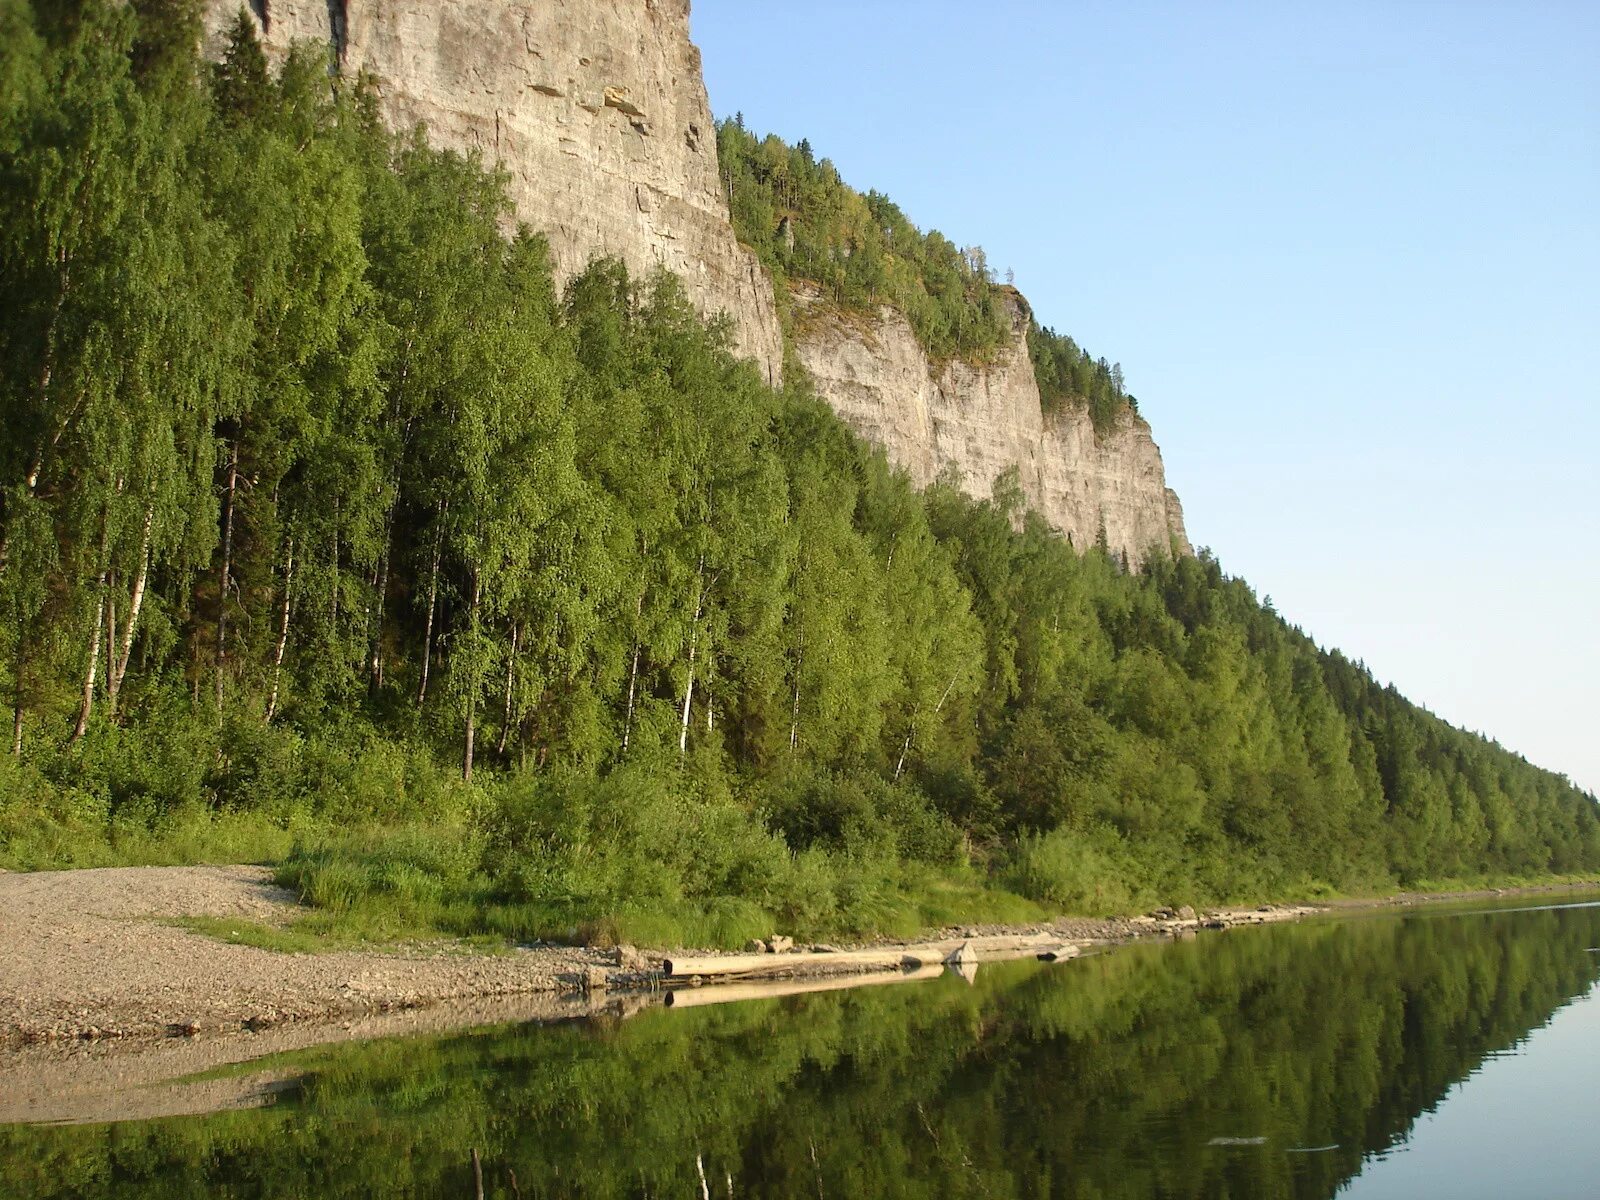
(0, 3, 1594, 931)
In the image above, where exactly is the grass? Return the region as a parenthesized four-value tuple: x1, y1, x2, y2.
(0, 805, 298, 872)
(11, 791, 1596, 956)
(262, 829, 1055, 951)
(168, 913, 514, 955)
(167, 916, 336, 955)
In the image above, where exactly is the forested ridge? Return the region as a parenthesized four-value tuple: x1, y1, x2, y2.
(715, 118, 1139, 434)
(0, 3, 1595, 944)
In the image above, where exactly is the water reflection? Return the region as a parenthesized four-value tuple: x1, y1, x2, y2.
(1, 896, 1597, 1198)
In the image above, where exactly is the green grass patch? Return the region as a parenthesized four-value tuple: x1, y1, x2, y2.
(168, 916, 334, 954)
(267, 818, 1054, 951)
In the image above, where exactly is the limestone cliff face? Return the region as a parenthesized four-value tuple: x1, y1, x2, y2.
(203, 0, 785, 380)
(202, 1, 1189, 564)
(791, 286, 1191, 567)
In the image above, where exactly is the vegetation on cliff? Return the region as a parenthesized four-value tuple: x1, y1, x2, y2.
(0, 4, 1595, 944)
(716, 118, 1138, 434)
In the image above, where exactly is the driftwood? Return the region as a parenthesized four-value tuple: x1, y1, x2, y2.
(664, 964, 945, 1009)
(662, 932, 1066, 982)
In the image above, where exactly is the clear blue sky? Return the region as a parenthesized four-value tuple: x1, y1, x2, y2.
(690, 1, 1600, 795)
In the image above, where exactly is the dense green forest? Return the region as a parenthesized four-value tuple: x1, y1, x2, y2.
(716, 118, 1138, 435)
(0, 3, 1595, 944)
(5, 901, 1599, 1197)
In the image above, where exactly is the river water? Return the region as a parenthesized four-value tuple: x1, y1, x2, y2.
(2, 895, 1597, 1198)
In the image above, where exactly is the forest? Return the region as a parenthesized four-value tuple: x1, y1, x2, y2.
(0, 2, 1596, 946)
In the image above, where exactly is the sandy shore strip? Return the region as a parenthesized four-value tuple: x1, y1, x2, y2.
(0, 865, 616, 1049)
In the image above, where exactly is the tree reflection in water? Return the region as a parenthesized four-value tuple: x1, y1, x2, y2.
(3, 898, 1597, 1199)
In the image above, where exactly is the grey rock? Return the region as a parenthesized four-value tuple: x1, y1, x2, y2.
(612, 944, 648, 972)
(945, 941, 979, 966)
(792, 287, 1189, 569)
(200, 0, 785, 381)
(200, 2, 1189, 570)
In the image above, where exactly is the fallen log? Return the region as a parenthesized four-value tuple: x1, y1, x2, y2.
(663, 946, 929, 979)
(664, 964, 945, 1009)
(662, 932, 1064, 981)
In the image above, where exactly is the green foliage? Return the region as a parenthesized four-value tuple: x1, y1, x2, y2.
(1005, 825, 1150, 915)
(716, 118, 1011, 366)
(1028, 321, 1136, 435)
(1, 4, 1596, 941)
(716, 117, 1137, 433)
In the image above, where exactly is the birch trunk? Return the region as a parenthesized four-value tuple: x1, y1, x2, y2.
(106, 503, 153, 716)
(3, 256, 71, 578)
(789, 626, 804, 753)
(70, 515, 112, 743)
(496, 622, 519, 757)
(678, 635, 696, 754)
(417, 509, 444, 706)
(622, 640, 641, 752)
(894, 723, 915, 781)
(265, 536, 295, 723)
(678, 557, 705, 755)
(11, 618, 26, 756)
(895, 673, 960, 781)
(621, 584, 645, 752)
(463, 571, 482, 782)
(215, 440, 239, 712)
(104, 571, 117, 701)
(368, 498, 394, 696)
(71, 590, 107, 743)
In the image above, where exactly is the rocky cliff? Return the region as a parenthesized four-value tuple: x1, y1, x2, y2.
(202, 0, 1189, 564)
(791, 286, 1190, 567)
(203, 0, 785, 379)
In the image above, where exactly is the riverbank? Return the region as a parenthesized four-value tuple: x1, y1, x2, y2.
(0, 863, 1327, 1055)
(1319, 879, 1600, 910)
(3, 863, 1596, 1062)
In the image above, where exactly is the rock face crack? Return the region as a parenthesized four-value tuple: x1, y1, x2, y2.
(325, 0, 346, 64)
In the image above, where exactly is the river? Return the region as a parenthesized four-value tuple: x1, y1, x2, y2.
(2, 894, 1597, 1197)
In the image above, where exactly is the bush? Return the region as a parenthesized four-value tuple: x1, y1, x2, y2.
(1005, 826, 1148, 916)
(760, 769, 965, 865)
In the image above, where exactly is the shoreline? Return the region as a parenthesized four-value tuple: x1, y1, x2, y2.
(1, 863, 1596, 1122)
(1313, 878, 1600, 910)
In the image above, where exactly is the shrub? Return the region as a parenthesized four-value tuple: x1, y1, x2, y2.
(1005, 826, 1147, 916)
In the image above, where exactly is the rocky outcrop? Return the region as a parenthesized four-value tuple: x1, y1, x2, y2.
(203, 0, 785, 381)
(791, 286, 1190, 566)
(201, 1, 1189, 564)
